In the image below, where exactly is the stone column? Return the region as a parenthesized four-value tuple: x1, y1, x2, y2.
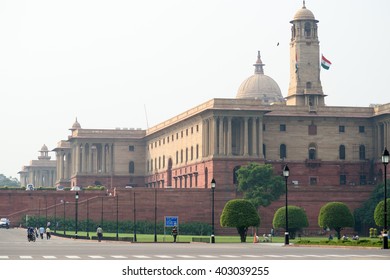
(258, 117, 264, 158)
(219, 117, 224, 155)
(213, 116, 218, 156)
(243, 117, 249, 156)
(227, 117, 232, 155)
(252, 117, 257, 156)
(102, 144, 106, 173)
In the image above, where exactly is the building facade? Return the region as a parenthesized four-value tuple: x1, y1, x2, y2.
(51, 3, 390, 192)
(19, 144, 57, 187)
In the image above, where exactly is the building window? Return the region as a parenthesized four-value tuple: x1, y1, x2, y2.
(280, 144, 287, 159)
(280, 124, 286, 132)
(180, 149, 183, 163)
(359, 126, 365, 133)
(129, 145, 135, 151)
(175, 151, 178, 164)
(233, 166, 240, 185)
(191, 146, 194, 160)
(339, 145, 346, 160)
(340, 175, 347, 185)
(360, 175, 367, 185)
(163, 156, 165, 168)
(263, 124, 266, 131)
(185, 148, 188, 162)
(308, 143, 317, 160)
(129, 161, 135, 174)
(339, 126, 345, 133)
(263, 144, 266, 158)
(359, 145, 366, 160)
(308, 124, 317, 135)
(196, 144, 199, 159)
(309, 177, 317, 185)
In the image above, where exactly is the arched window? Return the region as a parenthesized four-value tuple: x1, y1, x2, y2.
(304, 22, 311, 37)
(280, 144, 287, 159)
(359, 145, 366, 160)
(308, 143, 317, 160)
(233, 166, 241, 184)
(129, 161, 135, 174)
(339, 145, 346, 160)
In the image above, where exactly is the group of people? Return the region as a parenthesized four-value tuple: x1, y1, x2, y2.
(27, 224, 51, 242)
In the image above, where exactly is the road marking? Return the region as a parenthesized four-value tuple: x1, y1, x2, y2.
(176, 255, 196, 258)
(112, 255, 127, 259)
(242, 255, 261, 258)
(66, 255, 81, 259)
(43, 256, 57, 259)
(155, 255, 173, 259)
(89, 255, 104, 259)
(133, 255, 151, 259)
(198, 255, 215, 258)
(220, 255, 237, 258)
(20, 256, 33, 259)
(0, 256, 9, 259)
(263, 255, 283, 258)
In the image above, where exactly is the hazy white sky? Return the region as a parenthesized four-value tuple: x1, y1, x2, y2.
(0, 0, 389, 179)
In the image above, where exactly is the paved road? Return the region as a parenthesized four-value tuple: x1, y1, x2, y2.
(1, 228, 389, 260)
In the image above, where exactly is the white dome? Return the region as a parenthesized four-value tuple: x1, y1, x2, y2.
(236, 51, 284, 104)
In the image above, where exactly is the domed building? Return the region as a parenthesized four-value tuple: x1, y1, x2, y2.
(18, 144, 57, 188)
(236, 51, 285, 105)
(26, 2, 389, 234)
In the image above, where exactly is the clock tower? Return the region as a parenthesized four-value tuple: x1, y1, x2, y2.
(286, 1, 325, 109)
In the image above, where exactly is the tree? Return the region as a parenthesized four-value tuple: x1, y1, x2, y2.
(318, 202, 354, 239)
(236, 163, 284, 208)
(373, 198, 390, 228)
(354, 183, 386, 233)
(272, 206, 308, 239)
(220, 199, 260, 242)
(0, 174, 20, 187)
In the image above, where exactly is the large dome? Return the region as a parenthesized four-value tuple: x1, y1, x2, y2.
(236, 52, 284, 104)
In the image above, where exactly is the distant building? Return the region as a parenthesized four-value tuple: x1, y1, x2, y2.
(51, 3, 389, 191)
(19, 144, 57, 187)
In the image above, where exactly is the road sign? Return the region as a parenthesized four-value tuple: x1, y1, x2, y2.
(164, 216, 178, 227)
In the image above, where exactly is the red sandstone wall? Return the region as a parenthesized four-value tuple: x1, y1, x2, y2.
(0, 185, 375, 236)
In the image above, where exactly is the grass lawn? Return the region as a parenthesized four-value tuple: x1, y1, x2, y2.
(54, 231, 383, 247)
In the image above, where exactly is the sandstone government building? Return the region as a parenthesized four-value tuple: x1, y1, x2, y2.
(18, 3, 390, 234)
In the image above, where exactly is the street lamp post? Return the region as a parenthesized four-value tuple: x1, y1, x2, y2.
(133, 192, 137, 242)
(382, 147, 389, 249)
(283, 164, 290, 246)
(86, 198, 90, 238)
(116, 194, 119, 241)
(211, 178, 216, 243)
(75, 192, 79, 238)
(154, 188, 157, 243)
(62, 200, 66, 235)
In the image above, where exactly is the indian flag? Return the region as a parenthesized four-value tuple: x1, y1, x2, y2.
(321, 54, 332, 70)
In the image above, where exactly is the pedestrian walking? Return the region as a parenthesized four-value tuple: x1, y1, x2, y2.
(96, 225, 103, 242)
(39, 226, 45, 239)
(46, 226, 51, 240)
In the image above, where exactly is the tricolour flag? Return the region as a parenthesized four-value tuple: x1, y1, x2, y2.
(321, 54, 332, 70)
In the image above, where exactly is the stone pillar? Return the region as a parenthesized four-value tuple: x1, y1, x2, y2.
(252, 117, 257, 156)
(258, 117, 264, 158)
(213, 116, 218, 156)
(219, 117, 224, 155)
(243, 117, 249, 156)
(227, 117, 232, 156)
(102, 144, 106, 173)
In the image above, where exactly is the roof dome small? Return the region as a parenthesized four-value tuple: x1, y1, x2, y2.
(236, 51, 284, 104)
(292, 1, 317, 21)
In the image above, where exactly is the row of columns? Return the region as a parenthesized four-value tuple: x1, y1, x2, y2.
(202, 115, 264, 158)
(56, 143, 114, 181)
(375, 120, 390, 157)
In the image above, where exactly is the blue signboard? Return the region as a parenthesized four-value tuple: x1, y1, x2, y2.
(165, 216, 178, 227)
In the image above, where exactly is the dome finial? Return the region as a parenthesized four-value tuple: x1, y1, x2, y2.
(303, 0, 306, 8)
(254, 51, 264, 74)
